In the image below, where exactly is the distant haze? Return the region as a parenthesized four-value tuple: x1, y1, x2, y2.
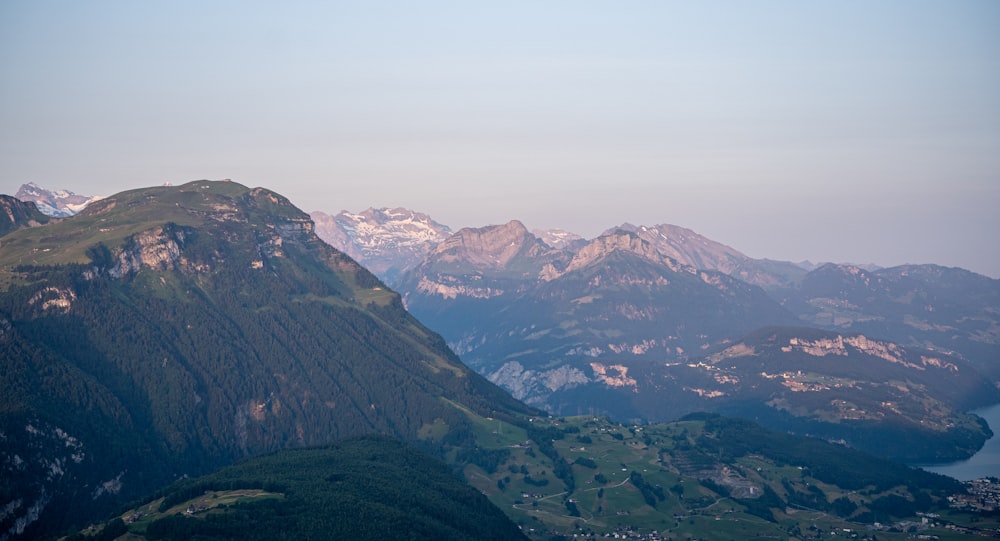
(1, 1, 998, 277)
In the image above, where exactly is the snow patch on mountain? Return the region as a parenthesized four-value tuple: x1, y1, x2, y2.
(532, 228, 584, 249)
(14, 183, 103, 217)
(311, 207, 451, 285)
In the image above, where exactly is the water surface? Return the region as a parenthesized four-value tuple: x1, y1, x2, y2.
(919, 403, 1000, 481)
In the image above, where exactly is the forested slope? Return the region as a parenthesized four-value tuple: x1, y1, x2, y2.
(0, 180, 533, 539)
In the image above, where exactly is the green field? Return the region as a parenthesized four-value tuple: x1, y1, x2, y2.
(453, 413, 1000, 540)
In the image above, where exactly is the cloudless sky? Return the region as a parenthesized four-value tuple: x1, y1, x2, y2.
(2, 1, 998, 276)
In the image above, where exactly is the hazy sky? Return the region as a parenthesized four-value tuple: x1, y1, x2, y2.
(2, 1, 998, 277)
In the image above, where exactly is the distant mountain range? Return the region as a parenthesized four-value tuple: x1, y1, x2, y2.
(1, 182, 995, 540)
(13, 182, 103, 218)
(311, 205, 1000, 462)
(8, 187, 998, 458)
(775, 262, 1000, 381)
(608, 222, 809, 289)
(16, 185, 992, 460)
(311, 207, 452, 286)
(396, 221, 795, 403)
(306, 207, 841, 290)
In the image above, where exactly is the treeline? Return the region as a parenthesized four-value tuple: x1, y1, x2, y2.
(527, 424, 575, 493)
(694, 415, 961, 494)
(628, 471, 665, 508)
(122, 436, 527, 541)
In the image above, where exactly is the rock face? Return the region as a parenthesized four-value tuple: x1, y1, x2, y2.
(311, 207, 451, 286)
(697, 327, 998, 461)
(552, 229, 683, 278)
(13, 182, 103, 217)
(776, 263, 1000, 380)
(426, 220, 561, 273)
(610, 223, 807, 289)
(402, 221, 569, 303)
(0, 195, 52, 237)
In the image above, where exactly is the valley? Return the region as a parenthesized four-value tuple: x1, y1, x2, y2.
(69, 413, 1000, 540)
(451, 412, 1000, 540)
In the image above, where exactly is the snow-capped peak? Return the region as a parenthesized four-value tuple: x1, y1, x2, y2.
(310, 207, 453, 286)
(14, 183, 103, 218)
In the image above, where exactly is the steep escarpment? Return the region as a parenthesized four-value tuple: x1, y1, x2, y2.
(0, 195, 52, 237)
(776, 263, 1000, 381)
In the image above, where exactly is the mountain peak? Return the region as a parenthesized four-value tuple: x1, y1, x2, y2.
(310, 206, 452, 286)
(606, 222, 745, 269)
(555, 229, 680, 277)
(431, 220, 541, 270)
(605, 222, 805, 289)
(14, 182, 103, 217)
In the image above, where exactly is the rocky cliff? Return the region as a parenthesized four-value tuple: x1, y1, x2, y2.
(0, 195, 52, 237)
(611, 223, 807, 289)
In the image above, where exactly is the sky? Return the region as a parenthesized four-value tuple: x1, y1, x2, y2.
(1, 1, 998, 277)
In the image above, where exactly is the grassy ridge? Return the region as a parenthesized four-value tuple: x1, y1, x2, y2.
(72, 436, 528, 541)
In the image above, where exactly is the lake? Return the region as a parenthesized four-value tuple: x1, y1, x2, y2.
(919, 402, 1000, 481)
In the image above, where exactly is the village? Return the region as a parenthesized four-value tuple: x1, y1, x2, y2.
(947, 477, 1000, 512)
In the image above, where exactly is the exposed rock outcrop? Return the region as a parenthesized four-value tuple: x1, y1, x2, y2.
(110, 225, 188, 277)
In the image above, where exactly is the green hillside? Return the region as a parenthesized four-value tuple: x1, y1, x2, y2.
(452, 413, 995, 540)
(0, 180, 533, 538)
(68, 436, 528, 541)
(0, 195, 52, 238)
(64, 413, 998, 541)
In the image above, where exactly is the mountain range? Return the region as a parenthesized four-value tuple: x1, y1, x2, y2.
(310, 205, 1000, 461)
(13, 182, 103, 218)
(3, 182, 999, 539)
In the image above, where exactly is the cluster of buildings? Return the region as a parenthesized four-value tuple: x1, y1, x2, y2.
(947, 478, 1000, 512)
